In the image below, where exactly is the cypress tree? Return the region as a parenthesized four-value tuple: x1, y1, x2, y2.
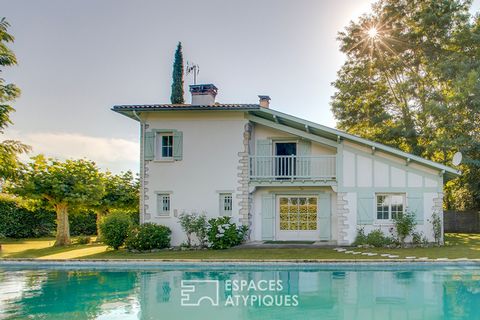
(170, 42, 185, 104)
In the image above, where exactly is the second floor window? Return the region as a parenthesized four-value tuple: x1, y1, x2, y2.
(156, 133, 173, 160)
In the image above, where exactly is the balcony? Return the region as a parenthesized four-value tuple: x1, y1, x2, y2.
(249, 155, 336, 181)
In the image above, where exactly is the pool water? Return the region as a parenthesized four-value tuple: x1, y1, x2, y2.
(1, 264, 479, 320)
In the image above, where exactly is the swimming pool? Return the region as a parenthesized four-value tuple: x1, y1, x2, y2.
(1, 262, 479, 319)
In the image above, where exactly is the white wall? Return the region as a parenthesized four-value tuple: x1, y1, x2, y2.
(253, 124, 336, 155)
(340, 142, 444, 243)
(142, 111, 248, 245)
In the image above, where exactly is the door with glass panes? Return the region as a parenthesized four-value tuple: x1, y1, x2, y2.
(276, 195, 319, 240)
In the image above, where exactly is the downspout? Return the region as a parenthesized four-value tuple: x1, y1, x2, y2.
(133, 111, 146, 224)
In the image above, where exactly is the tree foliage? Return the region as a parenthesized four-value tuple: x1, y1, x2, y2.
(94, 171, 139, 238)
(10, 156, 104, 245)
(332, 0, 480, 210)
(0, 17, 30, 180)
(170, 42, 185, 104)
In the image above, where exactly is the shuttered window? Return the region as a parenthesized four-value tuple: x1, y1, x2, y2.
(156, 133, 174, 160)
(376, 194, 405, 220)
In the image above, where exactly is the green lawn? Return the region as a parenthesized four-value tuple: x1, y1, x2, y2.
(0, 233, 479, 260)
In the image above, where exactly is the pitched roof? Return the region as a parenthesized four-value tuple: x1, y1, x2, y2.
(111, 102, 460, 177)
(250, 107, 460, 177)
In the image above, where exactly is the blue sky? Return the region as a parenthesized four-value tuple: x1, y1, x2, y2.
(2, 0, 479, 173)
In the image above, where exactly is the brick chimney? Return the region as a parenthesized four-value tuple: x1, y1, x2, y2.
(190, 84, 218, 105)
(258, 95, 270, 108)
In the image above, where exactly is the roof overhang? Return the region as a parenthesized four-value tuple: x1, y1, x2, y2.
(112, 104, 261, 121)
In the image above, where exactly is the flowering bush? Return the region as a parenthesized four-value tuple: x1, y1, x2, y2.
(206, 216, 248, 249)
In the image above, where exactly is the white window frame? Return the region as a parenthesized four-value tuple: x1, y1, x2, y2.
(219, 193, 233, 216)
(156, 192, 171, 217)
(155, 132, 174, 161)
(375, 193, 406, 222)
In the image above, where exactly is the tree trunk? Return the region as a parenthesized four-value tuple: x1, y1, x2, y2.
(55, 203, 71, 246)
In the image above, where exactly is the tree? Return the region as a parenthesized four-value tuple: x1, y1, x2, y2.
(0, 17, 30, 180)
(170, 42, 185, 104)
(94, 171, 139, 239)
(11, 156, 104, 246)
(331, 0, 480, 210)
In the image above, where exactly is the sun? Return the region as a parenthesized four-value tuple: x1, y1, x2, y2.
(367, 27, 378, 39)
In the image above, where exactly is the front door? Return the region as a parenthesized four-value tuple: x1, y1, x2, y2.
(275, 142, 296, 179)
(276, 195, 319, 241)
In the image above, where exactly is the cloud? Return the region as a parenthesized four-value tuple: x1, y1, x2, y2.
(2, 130, 140, 173)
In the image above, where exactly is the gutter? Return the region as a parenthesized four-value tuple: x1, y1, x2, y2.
(133, 111, 146, 225)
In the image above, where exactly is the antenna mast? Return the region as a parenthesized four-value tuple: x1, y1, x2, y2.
(186, 61, 200, 85)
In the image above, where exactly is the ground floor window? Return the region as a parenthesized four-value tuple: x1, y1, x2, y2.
(376, 193, 405, 220)
(157, 193, 171, 216)
(219, 193, 233, 216)
(279, 196, 317, 231)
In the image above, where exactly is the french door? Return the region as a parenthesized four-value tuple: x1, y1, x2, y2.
(276, 195, 319, 241)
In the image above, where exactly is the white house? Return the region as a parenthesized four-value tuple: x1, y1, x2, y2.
(112, 84, 459, 246)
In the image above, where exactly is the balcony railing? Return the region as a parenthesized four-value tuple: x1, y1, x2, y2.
(249, 155, 336, 181)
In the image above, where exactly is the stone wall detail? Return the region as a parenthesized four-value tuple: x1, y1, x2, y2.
(237, 123, 252, 228)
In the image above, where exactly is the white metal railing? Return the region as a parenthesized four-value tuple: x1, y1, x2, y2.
(249, 155, 336, 180)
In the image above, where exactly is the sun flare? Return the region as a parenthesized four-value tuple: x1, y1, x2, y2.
(367, 27, 378, 39)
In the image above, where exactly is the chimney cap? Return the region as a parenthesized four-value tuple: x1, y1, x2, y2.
(258, 95, 271, 101)
(189, 84, 218, 94)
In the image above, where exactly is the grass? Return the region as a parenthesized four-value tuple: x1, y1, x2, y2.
(0, 233, 479, 260)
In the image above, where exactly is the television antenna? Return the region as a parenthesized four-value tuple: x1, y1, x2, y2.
(186, 62, 200, 85)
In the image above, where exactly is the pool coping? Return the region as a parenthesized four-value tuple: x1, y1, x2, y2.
(1, 258, 480, 268)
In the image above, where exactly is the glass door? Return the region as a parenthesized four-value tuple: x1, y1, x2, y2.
(277, 195, 319, 240)
(275, 142, 297, 179)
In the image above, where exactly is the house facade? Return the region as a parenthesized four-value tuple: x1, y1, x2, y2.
(113, 84, 459, 246)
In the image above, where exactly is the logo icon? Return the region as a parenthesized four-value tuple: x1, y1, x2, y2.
(181, 280, 220, 306)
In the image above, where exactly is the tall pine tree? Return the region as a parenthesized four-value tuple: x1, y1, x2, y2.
(170, 42, 184, 104)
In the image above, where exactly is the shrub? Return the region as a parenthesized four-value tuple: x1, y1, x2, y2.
(178, 212, 208, 247)
(69, 210, 97, 236)
(75, 235, 91, 244)
(207, 216, 248, 250)
(99, 212, 132, 249)
(393, 211, 417, 246)
(366, 229, 394, 247)
(125, 223, 171, 251)
(354, 227, 367, 245)
(0, 194, 55, 238)
(428, 211, 442, 245)
(354, 227, 393, 247)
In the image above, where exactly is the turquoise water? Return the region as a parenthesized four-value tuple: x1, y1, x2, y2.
(1, 264, 479, 320)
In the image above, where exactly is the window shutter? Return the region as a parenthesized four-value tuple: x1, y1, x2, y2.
(144, 131, 155, 161)
(297, 140, 311, 177)
(261, 194, 275, 240)
(256, 140, 273, 177)
(407, 193, 424, 225)
(357, 192, 374, 224)
(318, 193, 331, 240)
(173, 131, 183, 161)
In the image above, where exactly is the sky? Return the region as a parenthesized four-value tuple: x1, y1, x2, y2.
(2, 0, 480, 173)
